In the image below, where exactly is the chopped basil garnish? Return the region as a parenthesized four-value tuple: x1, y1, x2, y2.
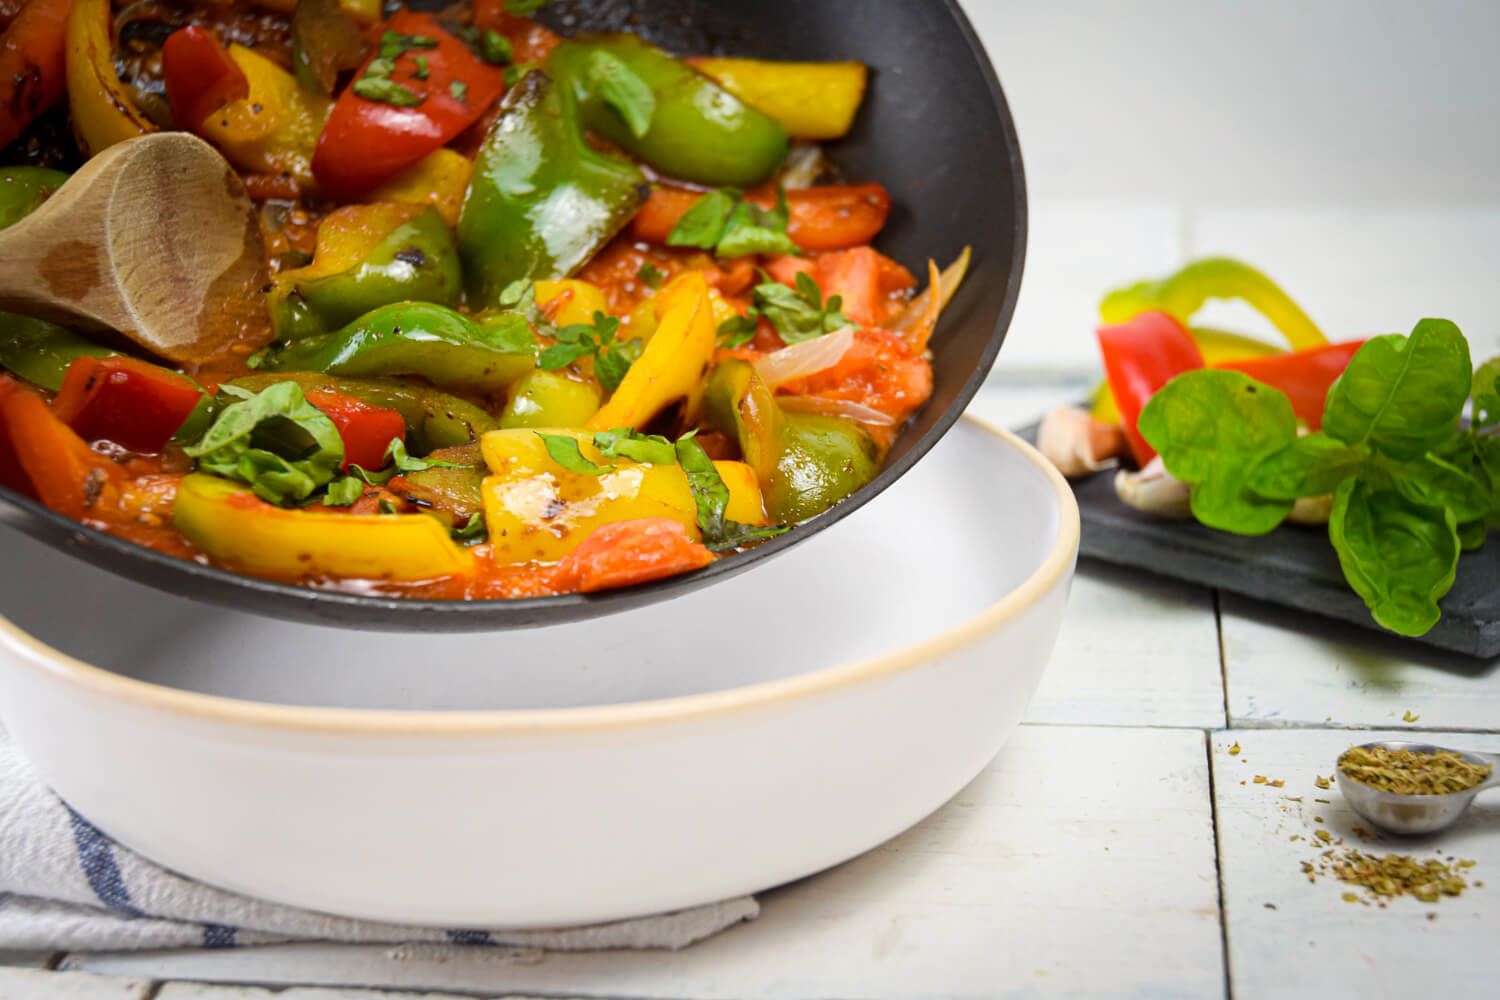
(449, 80, 468, 102)
(716, 313, 759, 349)
(667, 189, 738, 250)
(594, 338, 643, 393)
(594, 427, 676, 465)
(504, 0, 552, 16)
(377, 498, 400, 515)
(536, 433, 614, 476)
(379, 30, 438, 60)
(674, 432, 790, 551)
(479, 28, 513, 65)
(636, 262, 664, 288)
(386, 438, 466, 474)
(323, 476, 365, 507)
(667, 186, 799, 259)
(184, 382, 344, 506)
(753, 271, 849, 344)
(452, 511, 488, 543)
(586, 50, 655, 139)
(412, 56, 429, 80)
(365, 56, 397, 78)
(537, 311, 640, 391)
(353, 76, 423, 107)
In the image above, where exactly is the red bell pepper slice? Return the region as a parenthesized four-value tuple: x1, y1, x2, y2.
(0, 0, 71, 149)
(631, 183, 892, 252)
(554, 518, 716, 593)
(0, 375, 36, 498)
(305, 389, 407, 470)
(161, 26, 251, 132)
(1097, 311, 1206, 466)
(312, 10, 505, 199)
(52, 357, 207, 454)
(1215, 340, 1366, 428)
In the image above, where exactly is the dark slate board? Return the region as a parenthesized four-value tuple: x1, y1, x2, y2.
(1018, 423, 1500, 659)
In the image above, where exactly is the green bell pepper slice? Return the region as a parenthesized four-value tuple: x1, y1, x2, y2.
(257, 301, 537, 393)
(271, 206, 464, 341)
(547, 33, 789, 187)
(0, 313, 119, 393)
(704, 359, 879, 521)
(457, 71, 647, 307)
(0, 167, 69, 232)
(227, 372, 498, 452)
(500, 370, 602, 429)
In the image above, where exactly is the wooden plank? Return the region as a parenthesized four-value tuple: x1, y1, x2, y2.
(1221, 594, 1500, 730)
(0, 951, 57, 969)
(1211, 729, 1500, 1000)
(0, 967, 151, 999)
(1026, 563, 1225, 728)
(157, 984, 507, 999)
(64, 726, 1224, 1000)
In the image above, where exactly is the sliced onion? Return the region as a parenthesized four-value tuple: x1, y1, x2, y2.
(778, 395, 897, 427)
(754, 326, 856, 389)
(778, 143, 830, 190)
(891, 246, 972, 352)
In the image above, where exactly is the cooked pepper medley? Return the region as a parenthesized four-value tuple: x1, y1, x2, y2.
(0, 0, 969, 599)
(1040, 257, 1500, 639)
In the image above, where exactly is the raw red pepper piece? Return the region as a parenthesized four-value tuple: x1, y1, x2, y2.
(631, 183, 891, 252)
(0, 0, 71, 149)
(1215, 340, 1367, 428)
(312, 10, 505, 199)
(554, 518, 715, 593)
(161, 25, 251, 132)
(1097, 311, 1206, 466)
(52, 356, 206, 453)
(305, 388, 406, 470)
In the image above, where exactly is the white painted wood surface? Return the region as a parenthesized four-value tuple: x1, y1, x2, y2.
(1212, 729, 1500, 999)
(1221, 595, 1500, 731)
(0, 967, 150, 998)
(64, 726, 1225, 999)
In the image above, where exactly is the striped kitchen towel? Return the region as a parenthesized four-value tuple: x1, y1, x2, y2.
(0, 735, 758, 952)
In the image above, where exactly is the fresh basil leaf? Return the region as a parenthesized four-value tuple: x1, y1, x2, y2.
(504, 0, 551, 13)
(1328, 477, 1459, 636)
(323, 477, 364, 507)
(1323, 318, 1472, 460)
(717, 312, 759, 349)
(1249, 432, 1367, 500)
(185, 382, 344, 505)
(348, 463, 396, 486)
(537, 432, 614, 476)
(594, 427, 676, 465)
(666, 188, 738, 249)
(386, 438, 466, 474)
(496, 279, 535, 311)
(478, 28, 512, 65)
(537, 342, 593, 370)
(1472, 356, 1500, 429)
(704, 521, 791, 553)
(595, 337, 643, 393)
(412, 56, 429, 80)
(715, 194, 800, 259)
(753, 272, 850, 345)
(1137, 370, 1297, 534)
(353, 76, 424, 107)
(637, 262, 664, 288)
(1389, 452, 1492, 524)
(365, 57, 396, 78)
(586, 50, 656, 139)
(453, 511, 488, 543)
(1458, 519, 1487, 552)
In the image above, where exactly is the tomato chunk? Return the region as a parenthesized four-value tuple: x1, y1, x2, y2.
(555, 518, 715, 593)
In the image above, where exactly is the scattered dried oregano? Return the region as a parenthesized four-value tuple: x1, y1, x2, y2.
(1304, 849, 1477, 904)
(1338, 745, 1491, 796)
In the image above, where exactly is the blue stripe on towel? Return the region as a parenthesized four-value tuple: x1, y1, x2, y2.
(64, 805, 145, 917)
(446, 929, 494, 945)
(202, 923, 237, 947)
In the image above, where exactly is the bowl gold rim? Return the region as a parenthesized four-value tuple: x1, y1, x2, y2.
(0, 414, 1079, 735)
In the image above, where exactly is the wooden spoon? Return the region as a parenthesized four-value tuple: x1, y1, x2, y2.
(0, 132, 272, 364)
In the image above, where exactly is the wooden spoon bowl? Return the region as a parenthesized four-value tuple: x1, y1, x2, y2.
(0, 132, 271, 364)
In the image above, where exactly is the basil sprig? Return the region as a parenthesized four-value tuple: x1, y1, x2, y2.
(1139, 318, 1492, 636)
(537, 311, 641, 392)
(667, 187, 800, 260)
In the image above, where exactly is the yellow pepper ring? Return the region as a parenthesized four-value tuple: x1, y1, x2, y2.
(65, 0, 157, 155)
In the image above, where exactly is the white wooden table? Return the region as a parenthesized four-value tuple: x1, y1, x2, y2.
(6, 191, 1500, 996)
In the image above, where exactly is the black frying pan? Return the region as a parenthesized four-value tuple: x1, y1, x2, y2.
(0, 0, 1026, 630)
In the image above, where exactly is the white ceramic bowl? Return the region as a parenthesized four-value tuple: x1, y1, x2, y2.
(0, 417, 1077, 927)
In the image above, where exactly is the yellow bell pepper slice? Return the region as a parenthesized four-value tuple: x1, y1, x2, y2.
(480, 429, 764, 564)
(198, 46, 330, 185)
(366, 149, 473, 228)
(688, 57, 868, 141)
(535, 279, 611, 328)
(174, 474, 475, 582)
(587, 272, 716, 430)
(65, 0, 157, 155)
